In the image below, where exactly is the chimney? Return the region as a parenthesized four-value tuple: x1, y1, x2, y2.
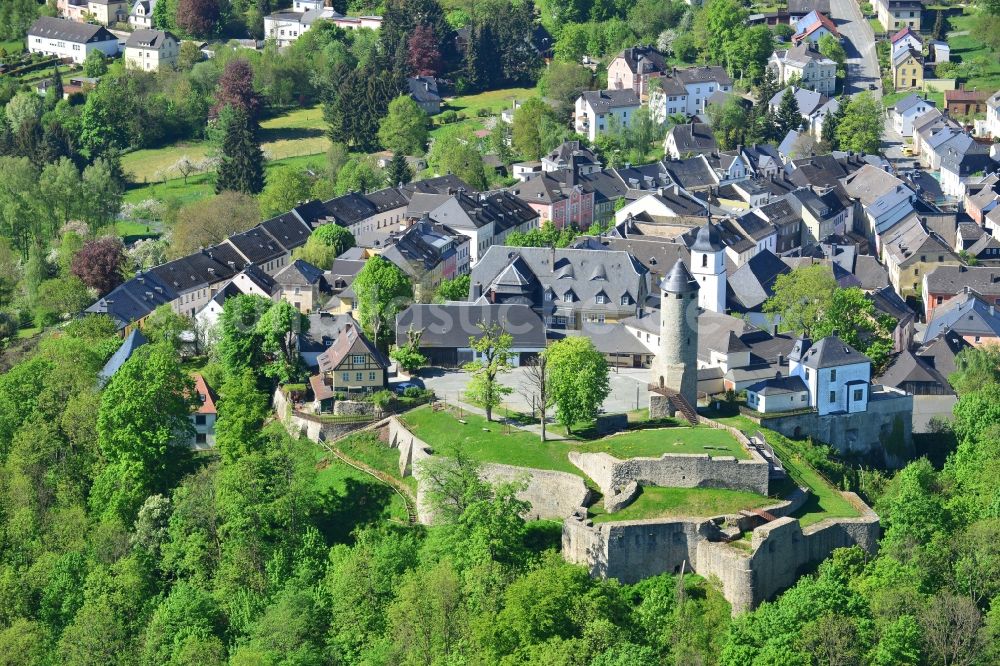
(471, 281, 483, 300)
(777, 353, 785, 366)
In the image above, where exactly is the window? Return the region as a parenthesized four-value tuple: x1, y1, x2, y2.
(702, 254, 708, 267)
(829, 390, 836, 403)
(341, 372, 350, 381)
(830, 368, 837, 381)
(621, 295, 630, 305)
(196, 433, 207, 444)
(369, 372, 376, 381)
(195, 414, 206, 425)
(853, 389, 863, 401)
(73, 44, 80, 50)
(805, 369, 811, 380)
(352, 354, 365, 364)
(355, 372, 363, 381)
(595, 294, 608, 304)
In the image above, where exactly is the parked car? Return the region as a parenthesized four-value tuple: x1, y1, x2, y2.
(393, 380, 424, 395)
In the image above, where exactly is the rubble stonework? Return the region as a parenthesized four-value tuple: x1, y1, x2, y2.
(563, 494, 879, 613)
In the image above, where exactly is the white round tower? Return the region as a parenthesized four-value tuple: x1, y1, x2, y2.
(691, 222, 726, 314)
(651, 260, 700, 408)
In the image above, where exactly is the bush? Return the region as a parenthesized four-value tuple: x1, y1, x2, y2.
(860, 2, 873, 15)
(369, 390, 395, 409)
(439, 110, 457, 124)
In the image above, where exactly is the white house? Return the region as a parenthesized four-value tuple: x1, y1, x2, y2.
(124, 29, 178, 71)
(27, 16, 119, 64)
(890, 93, 936, 137)
(614, 187, 707, 224)
(648, 65, 733, 122)
(574, 89, 641, 142)
(983, 91, 1000, 139)
(889, 25, 922, 58)
(128, 0, 156, 29)
(188, 373, 217, 449)
(768, 43, 837, 95)
(747, 335, 872, 415)
(264, 0, 382, 47)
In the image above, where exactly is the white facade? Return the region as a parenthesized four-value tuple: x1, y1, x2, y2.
(648, 77, 733, 121)
(985, 95, 1000, 139)
(792, 356, 870, 416)
(574, 93, 640, 142)
(128, 0, 154, 29)
(692, 244, 726, 314)
(28, 26, 119, 64)
(768, 49, 837, 95)
(892, 99, 936, 137)
(746, 386, 811, 413)
(124, 32, 178, 71)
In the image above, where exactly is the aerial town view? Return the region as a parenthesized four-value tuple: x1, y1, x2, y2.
(1, 0, 999, 662)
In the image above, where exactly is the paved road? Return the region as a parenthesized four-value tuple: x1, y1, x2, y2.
(829, 0, 883, 98)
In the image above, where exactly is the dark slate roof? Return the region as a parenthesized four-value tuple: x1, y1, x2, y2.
(97, 329, 147, 386)
(663, 155, 718, 190)
(876, 350, 953, 393)
(747, 374, 808, 395)
(320, 192, 379, 226)
(788, 0, 829, 13)
(662, 260, 698, 294)
(916, 330, 970, 378)
(407, 76, 441, 104)
(728, 249, 790, 310)
(581, 236, 690, 278)
(125, 28, 177, 49)
(395, 303, 546, 350)
(29, 17, 116, 43)
(260, 212, 313, 251)
(579, 169, 628, 204)
(203, 242, 251, 272)
(147, 252, 236, 293)
(924, 264, 1000, 297)
(667, 123, 718, 155)
(299, 312, 356, 355)
(366, 186, 410, 212)
(224, 227, 286, 265)
(274, 259, 325, 287)
(579, 89, 641, 112)
(85, 271, 178, 330)
(317, 320, 389, 372)
(615, 46, 668, 75)
(799, 335, 870, 369)
(402, 174, 475, 196)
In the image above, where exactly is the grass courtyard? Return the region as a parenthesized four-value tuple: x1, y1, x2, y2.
(702, 410, 862, 528)
(946, 12, 1000, 94)
(399, 405, 747, 478)
(313, 449, 410, 523)
(589, 486, 775, 524)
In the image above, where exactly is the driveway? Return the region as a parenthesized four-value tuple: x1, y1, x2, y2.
(829, 0, 883, 98)
(420, 366, 651, 417)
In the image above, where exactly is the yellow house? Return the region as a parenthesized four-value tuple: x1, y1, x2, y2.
(309, 320, 389, 402)
(273, 259, 326, 314)
(892, 48, 924, 91)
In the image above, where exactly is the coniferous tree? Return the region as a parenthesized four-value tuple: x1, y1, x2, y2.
(44, 66, 63, 112)
(384, 152, 413, 188)
(216, 108, 265, 195)
(776, 87, 802, 137)
(821, 98, 847, 149)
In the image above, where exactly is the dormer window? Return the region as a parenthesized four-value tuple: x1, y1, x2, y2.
(620, 294, 630, 305)
(595, 293, 608, 304)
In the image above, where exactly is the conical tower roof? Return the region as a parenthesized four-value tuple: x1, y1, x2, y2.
(661, 260, 699, 294)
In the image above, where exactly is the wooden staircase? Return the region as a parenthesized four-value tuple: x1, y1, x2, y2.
(649, 385, 700, 425)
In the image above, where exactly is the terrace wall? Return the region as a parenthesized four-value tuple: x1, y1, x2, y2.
(387, 416, 592, 523)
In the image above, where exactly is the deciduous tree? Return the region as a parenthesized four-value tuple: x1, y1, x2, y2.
(407, 24, 441, 76)
(176, 0, 221, 38)
(170, 191, 260, 258)
(259, 166, 312, 218)
(546, 337, 609, 434)
(463, 321, 513, 421)
(293, 223, 355, 269)
(70, 237, 125, 296)
(390, 326, 427, 373)
(378, 95, 429, 156)
(836, 92, 883, 155)
(353, 256, 413, 348)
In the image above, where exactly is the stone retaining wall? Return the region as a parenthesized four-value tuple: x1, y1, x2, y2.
(387, 416, 592, 524)
(569, 446, 770, 505)
(274, 388, 373, 442)
(562, 492, 879, 614)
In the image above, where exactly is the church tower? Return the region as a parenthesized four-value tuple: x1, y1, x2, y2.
(690, 222, 726, 314)
(652, 260, 700, 407)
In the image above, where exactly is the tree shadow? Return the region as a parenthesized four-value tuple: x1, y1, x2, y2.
(258, 126, 326, 143)
(311, 477, 396, 545)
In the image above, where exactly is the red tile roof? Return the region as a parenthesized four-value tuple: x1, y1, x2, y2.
(890, 26, 920, 44)
(945, 88, 990, 103)
(191, 373, 217, 415)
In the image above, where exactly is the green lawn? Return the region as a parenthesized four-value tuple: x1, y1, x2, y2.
(869, 18, 885, 34)
(400, 405, 747, 478)
(589, 486, 774, 523)
(429, 86, 537, 145)
(332, 431, 416, 492)
(313, 450, 410, 523)
(703, 411, 862, 527)
(0, 39, 24, 55)
(122, 106, 329, 184)
(882, 90, 945, 110)
(948, 13, 1000, 94)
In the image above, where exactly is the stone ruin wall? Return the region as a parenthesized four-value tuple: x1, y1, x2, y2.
(563, 492, 879, 614)
(387, 416, 592, 524)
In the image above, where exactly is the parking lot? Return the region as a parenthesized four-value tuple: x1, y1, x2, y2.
(417, 366, 652, 416)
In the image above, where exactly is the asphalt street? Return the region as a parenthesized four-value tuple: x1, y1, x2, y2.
(829, 0, 883, 98)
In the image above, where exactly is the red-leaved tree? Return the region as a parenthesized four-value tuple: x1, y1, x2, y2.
(408, 25, 442, 77)
(176, 0, 221, 39)
(71, 237, 126, 296)
(213, 58, 263, 121)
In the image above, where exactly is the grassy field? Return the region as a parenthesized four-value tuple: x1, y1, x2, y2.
(400, 405, 746, 478)
(704, 411, 862, 527)
(0, 39, 24, 55)
(882, 90, 945, 110)
(430, 86, 537, 144)
(122, 152, 328, 207)
(332, 431, 416, 492)
(122, 106, 328, 184)
(947, 13, 1000, 94)
(589, 486, 774, 523)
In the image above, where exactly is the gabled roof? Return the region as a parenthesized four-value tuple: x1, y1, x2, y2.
(769, 86, 830, 118)
(317, 320, 389, 372)
(924, 264, 1000, 297)
(728, 249, 790, 310)
(613, 46, 668, 75)
(892, 93, 935, 115)
(274, 259, 325, 287)
(924, 290, 1000, 341)
(890, 25, 922, 44)
(191, 373, 218, 415)
(891, 47, 922, 68)
(259, 211, 313, 251)
(747, 374, 809, 395)
(407, 76, 441, 104)
(667, 123, 718, 155)
(28, 17, 117, 43)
